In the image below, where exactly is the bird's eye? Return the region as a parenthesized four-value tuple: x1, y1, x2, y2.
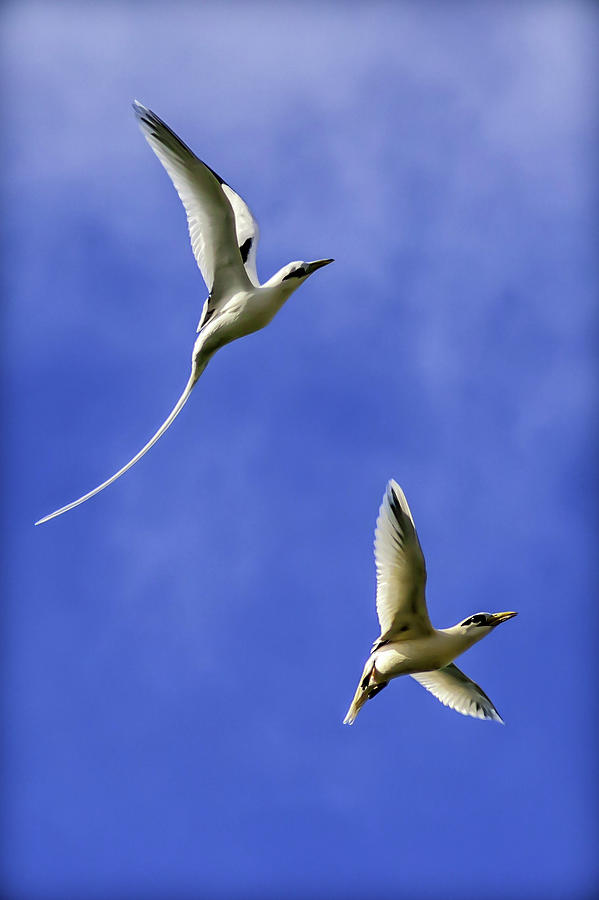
(282, 267, 306, 281)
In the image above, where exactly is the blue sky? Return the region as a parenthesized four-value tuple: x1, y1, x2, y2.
(2, 2, 597, 898)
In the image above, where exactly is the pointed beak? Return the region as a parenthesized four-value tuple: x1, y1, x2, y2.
(488, 611, 518, 627)
(305, 258, 334, 274)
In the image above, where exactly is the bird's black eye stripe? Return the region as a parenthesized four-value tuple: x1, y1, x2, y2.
(462, 614, 487, 627)
(239, 237, 252, 263)
(282, 267, 306, 281)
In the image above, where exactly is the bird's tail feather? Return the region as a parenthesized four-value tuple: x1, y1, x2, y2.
(343, 680, 371, 725)
(343, 660, 387, 725)
(35, 362, 205, 525)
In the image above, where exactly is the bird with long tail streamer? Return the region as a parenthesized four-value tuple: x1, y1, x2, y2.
(36, 103, 333, 524)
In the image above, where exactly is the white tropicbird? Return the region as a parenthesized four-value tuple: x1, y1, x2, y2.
(344, 480, 517, 724)
(35, 102, 333, 524)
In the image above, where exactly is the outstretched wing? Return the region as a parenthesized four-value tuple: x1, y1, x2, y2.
(372, 480, 433, 647)
(133, 102, 255, 304)
(411, 664, 504, 723)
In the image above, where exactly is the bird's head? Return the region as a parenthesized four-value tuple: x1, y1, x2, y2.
(267, 258, 334, 290)
(458, 611, 518, 643)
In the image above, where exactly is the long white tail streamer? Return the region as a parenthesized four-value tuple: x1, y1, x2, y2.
(35, 365, 204, 525)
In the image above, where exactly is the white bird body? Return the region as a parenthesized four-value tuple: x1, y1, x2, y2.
(368, 628, 481, 679)
(193, 274, 304, 356)
(36, 103, 332, 525)
(344, 480, 517, 725)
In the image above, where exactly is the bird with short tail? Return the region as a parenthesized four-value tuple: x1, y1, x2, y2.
(344, 480, 517, 725)
(36, 102, 333, 525)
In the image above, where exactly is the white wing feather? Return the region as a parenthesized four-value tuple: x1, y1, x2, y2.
(133, 102, 253, 300)
(194, 186, 260, 331)
(373, 480, 433, 644)
(411, 664, 504, 723)
(220, 182, 260, 286)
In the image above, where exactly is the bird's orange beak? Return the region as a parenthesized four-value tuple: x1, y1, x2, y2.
(488, 611, 518, 626)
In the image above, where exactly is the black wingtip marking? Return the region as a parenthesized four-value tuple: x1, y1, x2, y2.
(133, 102, 198, 159)
(239, 237, 252, 263)
(387, 484, 403, 519)
(386, 485, 407, 546)
(132, 102, 230, 186)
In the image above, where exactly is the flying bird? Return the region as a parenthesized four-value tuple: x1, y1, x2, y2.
(344, 480, 517, 724)
(36, 102, 333, 525)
